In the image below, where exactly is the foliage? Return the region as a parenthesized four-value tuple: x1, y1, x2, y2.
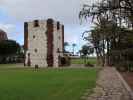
(60, 54, 71, 66)
(80, 45, 94, 56)
(64, 42, 69, 47)
(0, 40, 21, 63)
(79, 0, 133, 70)
(72, 43, 76, 47)
(64, 42, 69, 52)
(0, 40, 20, 56)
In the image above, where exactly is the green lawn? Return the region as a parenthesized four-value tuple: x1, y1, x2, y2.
(71, 58, 97, 65)
(0, 64, 97, 100)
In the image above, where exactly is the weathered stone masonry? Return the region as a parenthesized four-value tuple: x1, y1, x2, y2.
(24, 19, 64, 67)
(46, 19, 54, 67)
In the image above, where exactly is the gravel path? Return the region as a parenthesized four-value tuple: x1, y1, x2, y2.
(86, 67, 133, 100)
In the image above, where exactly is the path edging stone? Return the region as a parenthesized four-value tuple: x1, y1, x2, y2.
(115, 67, 133, 99)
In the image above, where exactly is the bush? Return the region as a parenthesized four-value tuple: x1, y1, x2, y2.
(60, 55, 71, 66)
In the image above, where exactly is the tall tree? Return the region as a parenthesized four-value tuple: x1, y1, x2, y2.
(80, 45, 94, 64)
(79, 0, 133, 69)
(0, 40, 21, 63)
(0, 40, 20, 56)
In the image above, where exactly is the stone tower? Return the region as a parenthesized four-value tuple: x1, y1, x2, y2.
(24, 19, 64, 67)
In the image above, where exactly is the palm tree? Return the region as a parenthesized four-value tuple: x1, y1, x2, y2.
(72, 43, 77, 55)
(80, 45, 94, 64)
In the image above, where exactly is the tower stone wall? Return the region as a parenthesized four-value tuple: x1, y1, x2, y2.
(24, 19, 64, 67)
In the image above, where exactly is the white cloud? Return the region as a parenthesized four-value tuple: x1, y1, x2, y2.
(0, 23, 15, 33)
(0, 23, 23, 43)
(0, 0, 92, 47)
(1, 0, 82, 26)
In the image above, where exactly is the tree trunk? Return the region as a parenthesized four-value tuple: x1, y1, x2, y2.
(106, 39, 110, 66)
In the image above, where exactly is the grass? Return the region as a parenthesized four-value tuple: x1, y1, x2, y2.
(0, 64, 97, 100)
(71, 58, 97, 65)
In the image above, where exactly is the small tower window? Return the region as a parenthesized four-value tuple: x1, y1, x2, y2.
(34, 20, 39, 27)
(35, 49, 38, 53)
(33, 35, 36, 39)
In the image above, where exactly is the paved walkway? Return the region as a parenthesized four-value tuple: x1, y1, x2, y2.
(86, 67, 133, 100)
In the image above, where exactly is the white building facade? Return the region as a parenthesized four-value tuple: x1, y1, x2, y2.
(24, 19, 64, 67)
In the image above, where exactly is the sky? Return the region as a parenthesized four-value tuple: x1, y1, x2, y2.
(0, 0, 94, 53)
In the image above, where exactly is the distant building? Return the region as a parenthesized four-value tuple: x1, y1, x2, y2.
(0, 29, 8, 41)
(24, 19, 64, 67)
